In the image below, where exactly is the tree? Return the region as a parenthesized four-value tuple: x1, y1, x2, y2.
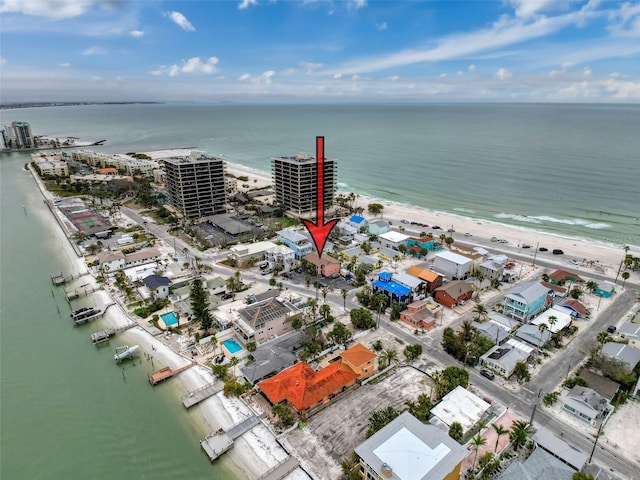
(321, 286, 329, 303)
(513, 361, 531, 383)
(541, 273, 549, 282)
(548, 315, 558, 332)
(341, 288, 348, 311)
(597, 331, 612, 345)
(621, 271, 630, 288)
(586, 281, 599, 294)
(366, 406, 399, 437)
(367, 203, 384, 217)
(271, 402, 295, 428)
(492, 423, 509, 452)
(212, 364, 229, 381)
(229, 356, 239, 377)
(509, 420, 531, 451)
(292, 316, 303, 330)
(473, 303, 488, 321)
(433, 366, 469, 400)
(246, 341, 257, 352)
(350, 308, 375, 329)
(569, 287, 583, 299)
(491, 278, 502, 290)
(379, 348, 398, 368)
(448, 422, 464, 442)
(543, 391, 560, 406)
(371, 339, 383, 352)
(190, 278, 212, 331)
(406, 393, 431, 422)
(470, 434, 487, 471)
(305, 274, 311, 288)
(314, 280, 321, 299)
(320, 303, 332, 322)
(403, 344, 423, 362)
(573, 472, 595, 480)
(328, 322, 353, 346)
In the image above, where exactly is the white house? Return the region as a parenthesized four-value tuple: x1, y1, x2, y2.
(230, 241, 278, 267)
(378, 230, 410, 250)
(562, 386, 610, 426)
(530, 305, 573, 333)
(433, 250, 472, 280)
(96, 251, 125, 271)
(141, 274, 172, 299)
(264, 244, 297, 272)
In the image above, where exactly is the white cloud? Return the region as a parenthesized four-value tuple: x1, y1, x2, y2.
(350, 0, 367, 9)
(168, 65, 180, 77)
(468, 64, 476, 72)
(333, 73, 342, 79)
(238, 70, 275, 84)
(456, 70, 464, 76)
(0, 0, 114, 20)
(439, 73, 447, 77)
(58, 62, 71, 68)
(129, 30, 144, 38)
(0, 56, 6, 65)
(83, 46, 107, 56)
(238, 0, 258, 10)
(301, 62, 323, 75)
(181, 57, 219, 74)
(507, 0, 559, 18)
(150, 70, 162, 76)
(495, 67, 512, 80)
(584, 67, 592, 77)
(91, 76, 102, 81)
(389, 75, 399, 81)
(239, 73, 251, 81)
(376, 22, 387, 31)
(608, 2, 640, 37)
(164, 11, 195, 32)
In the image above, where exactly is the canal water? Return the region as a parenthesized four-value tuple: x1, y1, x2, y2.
(0, 152, 234, 479)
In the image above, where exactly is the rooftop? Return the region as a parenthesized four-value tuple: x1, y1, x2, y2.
(378, 230, 410, 243)
(434, 250, 472, 265)
(566, 386, 609, 411)
(142, 274, 172, 290)
(355, 411, 467, 480)
(548, 269, 584, 283)
(577, 370, 619, 400)
(392, 272, 423, 289)
(498, 447, 574, 480)
(434, 280, 473, 297)
(431, 386, 491, 432)
(531, 425, 588, 471)
(505, 281, 552, 304)
(373, 279, 411, 297)
(340, 343, 377, 367)
(302, 252, 340, 266)
(406, 265, 441, 283)
(601, 342, 640, 370)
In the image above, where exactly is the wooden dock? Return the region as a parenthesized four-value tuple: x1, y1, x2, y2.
(148, 362, 196, 386)
(200, 415, 262, 462)
(65, 285, 103, 301)
(182, 382, 224, 409)
(73, 303, 114, 325)
(256, 456, 300, 480)
(51, 272, 88, 286)
(91, 322, 136, 344)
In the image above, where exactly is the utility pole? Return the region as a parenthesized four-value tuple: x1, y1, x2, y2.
(529, 388, 543, 425)
(566, 363, 572, 380)
(532, 242, 539, 266)
(588, 422, 604, 463)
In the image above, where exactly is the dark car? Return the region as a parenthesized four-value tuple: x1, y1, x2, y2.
(221, 292, 234, 300)
(553, 249, 564, 255)
(539, 247, 548, 252)
(432, 225, 441, 230)
(607, 325, 617, 334)
(480, 369, 495, 380)
(522, 244, 531, 249)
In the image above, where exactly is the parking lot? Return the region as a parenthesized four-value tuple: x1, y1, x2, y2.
(191, 216, 264, 247)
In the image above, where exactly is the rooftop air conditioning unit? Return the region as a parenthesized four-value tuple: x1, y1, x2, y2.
(380, 463, 393, 478)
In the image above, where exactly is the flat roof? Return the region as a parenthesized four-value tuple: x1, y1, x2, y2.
(434, 250, 472, 265)
(379, 231, 410, 243)
(530, 306, 573, 333)
(373, 279, 411, 297)
(531, 426, 588, 471)
(355, 412, 467, 480)
(431, 386, 491, 432)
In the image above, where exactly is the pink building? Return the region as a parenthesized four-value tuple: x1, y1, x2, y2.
(302, 252, 341, 278)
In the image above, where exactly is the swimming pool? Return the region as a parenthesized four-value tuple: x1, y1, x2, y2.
(223, 338, 243, 354)
(160, 311, 178, 327)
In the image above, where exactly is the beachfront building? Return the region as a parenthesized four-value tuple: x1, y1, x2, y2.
(229, 240, 278, 267)
(271, 151, 336, 217)
(355, 411, 467, 480)
(72, 150, 160, 175)
(348, 214, 367, 231)
(164, 153, 226, 218)
(141, 274, 172, 299)
(71, 174, 132, 185)
(96, 251, 126, 271)
(378, 230, 409, 250)
(31, 152, 69, 177)
(372, 272, 412, 305)
(407, 264, 443, 294)
(479, 339, 533, 378)
(368, 220, 390, 237)
(124, 248, 162, 268)
(562, 386, 611, 426)
(276, 228, 313, 259)
(234, 297, 302, 345)
(257, 343, 375, 412)
(3, 121, 34, 149)
(399, 299, 442, 330)
(433, 280, 473, 308)
(406, 236, 439, 256)
(502, 281, 553, 322)
(301, 252, 341, 278)
(433, 251, 472, 280)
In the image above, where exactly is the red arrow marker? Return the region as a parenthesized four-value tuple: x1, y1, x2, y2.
(302, 136, 338, 258)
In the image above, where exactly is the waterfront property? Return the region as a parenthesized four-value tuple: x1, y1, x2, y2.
(502, 281, 553, 322)
(59, 201, 112, 236)
(355, 411, 467, 480)
(222, 337, 244, 355)
(406, 236, 438, 254)
(368, 220, 390, 237)
(141, 274, 172, 299)
(32, 152, 69, 177)
(234, 297, 302, 345)
(159, 311, 180, 329)
(548, 269, 584, 285)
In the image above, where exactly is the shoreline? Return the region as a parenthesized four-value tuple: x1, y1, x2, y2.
(27, 165, 296, 480)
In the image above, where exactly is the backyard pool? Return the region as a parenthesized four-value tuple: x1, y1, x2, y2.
(160, 311, 178, 327)
(223, 338, 243, 354)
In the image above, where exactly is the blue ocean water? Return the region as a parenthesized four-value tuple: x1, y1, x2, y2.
(2, 103, 639, 247)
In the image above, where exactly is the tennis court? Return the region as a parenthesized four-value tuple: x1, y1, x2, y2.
(60, 203, 112, 234)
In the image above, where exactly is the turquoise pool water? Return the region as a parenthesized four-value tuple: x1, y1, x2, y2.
(223, 338, 242, 354)
(160, 311, 178, 327)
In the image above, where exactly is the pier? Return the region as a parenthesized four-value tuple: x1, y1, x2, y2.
(256, 456, 300, 480)
(65, 285, 103, 302)
(200, 415, 262, 462)
(72, 303, 114, 325)
(51, 272, 89, 285)
(91, 322, 136, 344)
(148, 362, 196, 386)
(182, 382, 224, 409)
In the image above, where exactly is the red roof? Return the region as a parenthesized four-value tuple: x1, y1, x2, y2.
(549, 269, 584, 283)
(563, 299, 588, 316)
(258, 360, 358, 411)
(541, 281, 567, 294)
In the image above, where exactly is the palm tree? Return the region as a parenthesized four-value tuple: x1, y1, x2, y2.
(314, 280, 321, 299)
(538, 322, 548, 336)
(321, 287, 329, 303)
(307, 299, 318, 321)
(597, 331, 612, 345)
(586, 281, 599, 294)
(229, 356, 239, 377)
(448, 422, 464, 442)
(379, 348, 398, 368)
(492, 424, 509, 452)
(621, 271, 630, 288)
(210, 334, 218, 354)
(470, 434, 487, 471)
(473, 303, 488, 321)
(341, 288, 348, 311)
(509, 420, 531, 451)
(305, 274, 311, 288)
(548, 315, 558, 332)
(541, 273, 549, 282)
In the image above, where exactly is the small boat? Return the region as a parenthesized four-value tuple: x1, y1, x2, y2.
(114, 345, 140, 362)
(70, 306, 96, 319)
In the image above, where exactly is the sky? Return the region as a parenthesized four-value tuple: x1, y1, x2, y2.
(1, 0, 640, 103)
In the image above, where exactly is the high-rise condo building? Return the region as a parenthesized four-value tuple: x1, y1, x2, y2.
(271, 152, 337, 217)
(164, 153, 227, 218)
(2, 121, 34, 149)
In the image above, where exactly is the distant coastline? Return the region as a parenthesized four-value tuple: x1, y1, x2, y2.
(0, 101, 162, 110)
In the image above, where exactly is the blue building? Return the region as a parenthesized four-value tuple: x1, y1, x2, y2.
(276, 228, 313, 259)
(594, 281, 616, 298)
(372, 272, 411, 305)
(348, 214, 367, 230)
(503, 281, 553, 322)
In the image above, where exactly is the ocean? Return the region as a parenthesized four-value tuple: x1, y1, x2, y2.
(1, 103, 639, 478)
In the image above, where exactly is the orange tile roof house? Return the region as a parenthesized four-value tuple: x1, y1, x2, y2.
(302, 252, 341, 278)
(339, 343, 377, 380)
(400, 300, 440, 330)
(407, 265, 443, 294)
(258, 344, 376, 411)
(548, 269, 584, 285)
(96, 167, 118, 175)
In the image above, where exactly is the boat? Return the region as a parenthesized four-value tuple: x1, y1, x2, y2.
(114, 345, 140, 362)
(70, 306, 98, 319)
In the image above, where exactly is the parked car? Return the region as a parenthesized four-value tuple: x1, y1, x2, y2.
(447, 228, 455, 233)
(480, 369, 495, 380)
(522, 244, 531, 249)
(221, 292, 234, 300)
(432, 225, 441, 230)
(607, 325, 617, 333)
(570, 259, 579, 265)
(553, 249, 564, 255)
(401, 219, 409, 224)
(491, 236, 499, 242)
(539, 247, 548, 252)
(464, 232, 472, 237)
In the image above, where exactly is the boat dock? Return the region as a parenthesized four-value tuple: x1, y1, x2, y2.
(73, 303, 114, 325)
(91, 322, 136, 344)
(182, 382, 224, 409)
(65, 285, 103, 301)
(256, 456, 300, 480)
(148, 362, 196, 386)
(201, 415, 262, 462)
(51, 272, 88, 285)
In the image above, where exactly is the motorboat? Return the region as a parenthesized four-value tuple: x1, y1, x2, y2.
(114, 345, 140, 362)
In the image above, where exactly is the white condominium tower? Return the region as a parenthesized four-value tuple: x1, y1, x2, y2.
(271, 152, 337, 217)
(164, 153, 226, 218)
